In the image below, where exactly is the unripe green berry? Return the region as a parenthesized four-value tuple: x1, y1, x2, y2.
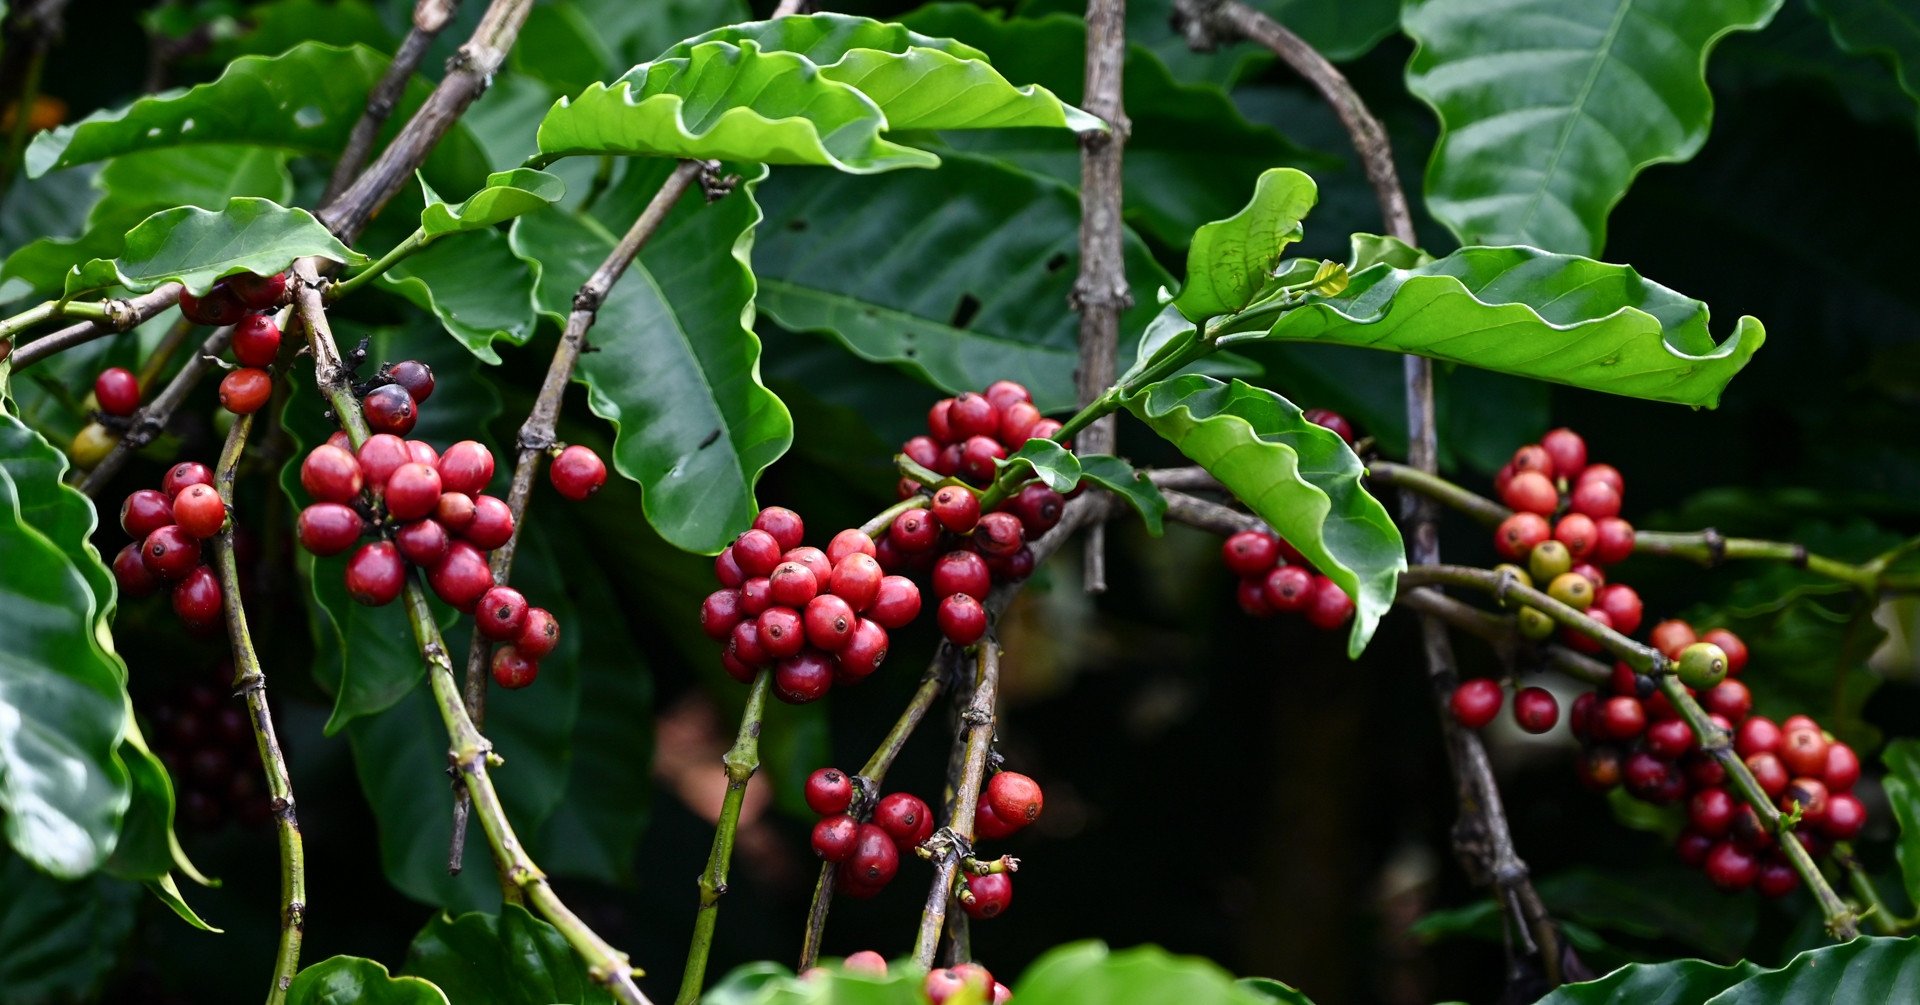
(1547, 572, 1593, 611)
(1677, 641, 1729, 690)
(1528, 540, 1572, 583)
(1516, 607, 1556, 640)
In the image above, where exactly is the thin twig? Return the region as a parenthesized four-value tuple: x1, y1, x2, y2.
(291, 259, 657, 1003)
(912, 643, 1001, 969)
(1070, 0, 1130, 596)
(674, 670, 772, 1005)
(323, 0, 460, 203)
(210, 409, 306, 1003)
(11, 286, 184, 371)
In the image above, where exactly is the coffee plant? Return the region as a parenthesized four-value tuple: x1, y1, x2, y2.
(3, 0, 1919, 1002)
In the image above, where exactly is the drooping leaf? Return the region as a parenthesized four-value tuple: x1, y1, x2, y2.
(1531, 957, 1763, 1004)
(144, 871, 222, 933)
(1174, 168, 1318, 322)
(403, 904, 615, 1004)
(1125, 376, 1406, 657)
(380, 229, 539, 366)
(753, 151, 1171, 412)
(1013, 941, 1272, 1005)
(1347, 233, 1434, 273)
(996, 439, 1080, 493)
(511, 160, 791, 555)
(287, 956, 450, 1005)
(26, 43, 487, 194)
(533, 43, 938, 173)
(1705, 937, 1920, 1001)
(0, 850, 140, 1002)
(64, 197, 363, 298)
(1403, 0, 1783, 256)
(1808, 0, 1920, 134)
(419, 169, 568, 239)
(1078, 454, 1167, 536)
(1883, 739, 1920, 910)
(1242, 246, 1765, 408)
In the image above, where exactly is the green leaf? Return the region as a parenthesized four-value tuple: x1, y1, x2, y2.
(65, 197, 363, 298)
(1346, 233, 1433, 273)
(380, 230, 539, 366)
(145, 871, 222, 933)
(1174, 168, 1318, 322)
(1705, 936, 1920, 1001)
(1125, 376, 1406, 658)
(420, 169, 568, 238)
(1808, 0, 1920, 134)
(661, 13, 1101, 131)
(287, 956, 450, 1005)
(0, 849, 140, 1002)
(0, 416, 131, 877)
(533, 42, 938, 173)
(753, 151, 1172, 412)
(25, 43, 487, 195)
(996, 439, 1080, 493)
(1079, 454, 1167, 536)
(403, 904, 615, 1004)
(1013, 942, 1271, 1005)
(1883, 739, 1920, 910)
(511, 161, 792, 555)
(1237, 977, 1316, 1004)
(513, 0, 754, 95)
(1532, 957, 1763, 1004)
(1403, 0, 1782, 255)
(700, 960, 942, 1004)
(1248, 245, 1765, 408)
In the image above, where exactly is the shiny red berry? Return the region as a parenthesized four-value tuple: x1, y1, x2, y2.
(774, 650, 834, 704)
(120, 488, 174, 538)
(1539, 428, 1587, 479)
(1450, 679, 1503, 729)
(384, 462, 442, 522)
(803, 594, 857, 650)
(1592, 584, 1642, 636)
(873, 792, 934, 850)
(867, 575, 921, 629)
(549, 445, 607, 501)
(231, 315, 282, 368)
(1303, 576, 1353, 630)
(933, 550, 992, 600)
(219, 367, 272, 414)
(973, 511, 1024, 556)
(826, 528, 877, 566)
(729, 620, 768, 668)
(179, 285, 245, 326)
(491, 645, 538, 689)
(986, 771, 1043, 827)
(1745, 752, 1789, 798)
(1823, 792, 1867, 839)
(1593, 517, 1635, 564)
(1705, 842, 1757, 891)
(1570, 479, 1621, 520)
(949, 393, 997, 440)
(1512, 687, 1558, 733)
(805, 768, 854, 815)
(460, 495, 512, 550)
(757, 607, 805, 659)
(387, 360, 434, 402)
(1007, 484, 1065, 535)
(730, 529, 782, 578)
(429, 441, 491, 496)
(345, 542, 406, 606)
(1221, 531, 1279, 576)
(161, 461, 213, 498)
(811, 814, 859, 862)
(958, 435, 1006, 484)
(888, 508, 939, 553)
(769, 561, 819, 608)
(938, 594, 988, 645)
(1645, 717, 1696, 760)
(1500, 471, 1558, 516)
(963, 872, 1013, 919)
(1689, 787, 1737, 837)
(927, 399, 956, 443)
(1736, 716, 1782, 758)
(846, 823, 900, 886)
(1701, 679, 1752, 723)
(94, 367, 140, 416)
(829, 553, 883, 611)
(701, 589, 744, 642)
(974, 796, 1019, 840)
(225, 271, 287, 310)
(428, 542, 493, 612)
(362, 384, 417, 435)
(1597, 696, 1647, 740)
(999, 401, 1043, 445)
(1303, 407, 1353, 444)
(171, 483, 226, 539)
(353, 434, 407, 490)
(985, 380, 1031, 412)
(297, 503, 363, 556)
(1495, 512, 1551, 560)
(837, 619, 890, 680)
(750, 506, 805, 551)
(142, 525, 203, 580)
(393, 519, 448, 567)
(516, 607, 560, 659)
(473, 585, 528, 641)
(931, 486, 981, 533)
(1649, 619, 1696, 660)
(1825, 743, 1861, 793)
(171, 565, 222, 626)
(113, 542, 160, 597)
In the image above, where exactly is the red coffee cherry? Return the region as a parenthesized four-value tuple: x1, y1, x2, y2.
(986, 545, 1034, 582)
(889, 507, 940, 553)
(756, 607, 805, 659)
(1822, 792, 1867, 839)
(428, 541, 493, 612)
(963, 872, 1013, 920)
(750, 505, 805, 551)
(1736, 716, 1782, 758)
(829, 553, 883, 611)
(1675, 829, 1714, 867)
(804, 767, 854, 815)
(546, 445, 607, 501)
(231, 315, 282, 368)
(1645, 718, 1696, 760)
(1593, 517, 1635, 564)
(1450, 679, 1503, 729)
(1258, 565, 1311, 613)
(803, 594, 857, 650)
(700, 589, 744, 642)
(1623, 751, 1682, 805)
(1304, 407, 1354, 444)
(1570, 479, 1621, 520)
(1754, 856, 1799, 899)
(171, 484, 226, 539)
(948, 392, 997, 440)
(1511, 687, 1559, 734)
(179, 285, 245, 326)
(730, 529, 783, 578)
(782, 546, 833, 585)
(1303, 576, 1353, 630)
(846, 823, 901, 889)
(973, 511, 1024, 556)
(873, 792, 935, 850)
(729, 620, 768, 668)
(933, 550, 992, 600)
(986, 771, 1043, 827)
(160, 463, 213, 500)
(999, 401, 1043, 445)
(974, 796, 1020, 840)
(516, 607, 560, 660)
(94, 367, 141, 416)
(219, 368, 272, 414)
(113, 542, 161, 597)
(1701, 679, 1752, 724)
(387, 360, 435, 403)
(768, 561, 819, 608)
(297, 503, 363, 556)
(826, 528, 877, 566)
(225, 271, 288, 310)
(362, 384, 417, 435)
(1705, 842, 1758, 891)
(456, 495, 511, 550)
(1649, 620, 1697, 660)
(985, 380, 1032, 412)
(1511, 444, 1553, 475)
(1597, 695, 1647, 740)
(837, 619, 890, 681)
(931, 485, 981, 533)
(1495, 512, 1551, 560)
(1701, 628, 1748, 675)
(1500, 471, 1558, 515)
(811, 814, 859, 862)
(1553, 513, 1597, 562)
(1221, 530, 1280, 577)
(1007, 484, 1066, 536)
(473, 585, 529, 642)
(938, 594, 988, 645)
(354, 434, 408, 490)
(774, 650, 834, 704)
(1744, 752, 1790, 798)
(1236, 577, 1273, 618)
(1592, 584, 1643, 635)
(384, 463, 442, 522)
(1689, 787, 1737, 837)
(393, 520, 447, 568)
(1825, 743, 1861, 793)
(1780, 728, 1830, 779)
(1539, 428, 1587, 479)
(867, 575, 921, 629)
(927, 399, 956, 443)
(903, 435, 941, 470)
(297, 444, 360, 503)
(739, 578, 773, 617)
(142, 525, 203, 581)
(491, 645, 539, 689)
(1028, 417, 1065, 443)
(121, 488, 175, 538)
(171, 565, 223, 627)
(345, 542, 406, 606)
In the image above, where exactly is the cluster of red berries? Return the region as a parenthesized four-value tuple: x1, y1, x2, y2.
(803, 952, 1012, 1003)
(110, 461, 230, 631)
(1492, 428, 1635, 569)
(894, 381, 1067, 645)
(178, 271, 291, 416)
(804, 767, 930, 899)
(704, 508, 922, 704)
(148, 663, 270, 830)
(295, 430, 602, 690)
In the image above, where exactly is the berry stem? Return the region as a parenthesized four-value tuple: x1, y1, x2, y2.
(860, 492, 933, 540)
(912, 642, 1001, 970)
(326, 227, 431, 302)
(675, 669, 772, 1005)
(210, 410, 307, 1004)
(1836, 843, 1906, 935)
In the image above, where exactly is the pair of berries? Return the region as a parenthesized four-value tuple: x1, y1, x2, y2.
(904, 380, 1063, 493)
(1492, 429, 1635, 566)
(707, 508, 923, 704)
(296, 433, 575, 690)
(974, 770, 1044, 844)
(804, 767, 931, 898)
(148, 662, 272, 830)
(111, 460, 231, 631)
(1449, 679, 1561, 734)
(358, 359, 436, 436)
(1221, 529, 1355, 631)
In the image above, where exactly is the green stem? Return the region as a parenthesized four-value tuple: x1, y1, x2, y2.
(327, 228, 430, 302)
(861, 492, 932, 539)
(1837, 844, 1901, 935)
(0, 298, 113, 342)
(210, 411, 306, 1003)
(676, 670, 772, 1005)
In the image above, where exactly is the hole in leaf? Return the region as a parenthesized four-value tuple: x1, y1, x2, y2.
(949, 294, 981, 330)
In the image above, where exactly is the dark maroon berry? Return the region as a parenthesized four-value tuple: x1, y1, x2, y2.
(873, 792, 934, 850)
(394, 519, 450, 567)
(739, 578, 773, 616)
(516, 607, 559, 660)
(491, 646, 538, 689)
(179, 285, 245, 326)
(958, 435, 1006, 483)
(387, 360, 435, 403)
(888, 508, 939, 553)
(95, 367, 140, 416)
(436, 440, 495, 496)
(985, 545, 1034, 581)
(933, 550, 991, 600)
(804, 767, 854, 815)
(301, 444, 363, 503)
(774, 650, 834, 704)
(162, 461, 214, 498)
(829, 553, 883, 611)
(219, 367, 272, 415)
(1007, 484, 1065, 535)
(142, 525, 203, 581)
(811, 814, 859, 862)
(1512, 687, 1559, 734)
(729, 620, 769, 667)
(1646, 718, 1696, 760)
(225, 271, 287, 310)
(804, 594, 857, 650)
(171, 565, 222, 626)
(973, 511, 1024, 557)
(1449, 679, 1502, 730)
(701, 589, 744, 642)
(963, 872, 1013, 919)
(1705, 841, 1758, 891)
(1303, 407, 1354, 444)
(231, 315, 282, 368)
(948, 393, 997, 440)
(846, 823, 900, 885)
(931, 485, 981, 533)
(171, 484, 226, 539)
(757, 607, 805, 659)
(550, 445, 607, 501)
(472, 585, 529, 642)
(837, 620, 889, 680)
(120, 488, 174, 538)
(428, 541, 493, 612)
(298, 503, 363, 556)
(937, 593, 987, 645)
(362, 384, 417, 435)
(345, 542, 406, 606)
(113, 542, 160, 597)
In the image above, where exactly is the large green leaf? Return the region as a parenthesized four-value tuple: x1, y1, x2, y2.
(0, 850, 139, 1003)
(1809, 0, 1920, 134)
(420, 170, 568, 239)
(287, 957, 450, 1005)
(403, 904, 615, 1004)
(533, 42, 937, 173)
(381, 230, 539, 366)
(1884, 739, 1920, 910)
(1403, 0, 1782, 256)
(511, 161, 791, 555)
(1013, 942, 1272, 1005)
(1707, 937, 1920, 1002)
(1125, 376, 1406, 657)
(65, 197, 363, 298)
(513, 0, 754, 95)
(25, 43, 487, 194)
(1532, 958, 1763, 1004)
(1244, 244, 1765, 408)
(1174, 168, 1318, 323)
(0, 415, 131, 877)
(752, 151, 1171, 412)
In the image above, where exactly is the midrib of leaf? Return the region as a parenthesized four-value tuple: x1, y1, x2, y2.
(1516, 0, 1635, 237)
